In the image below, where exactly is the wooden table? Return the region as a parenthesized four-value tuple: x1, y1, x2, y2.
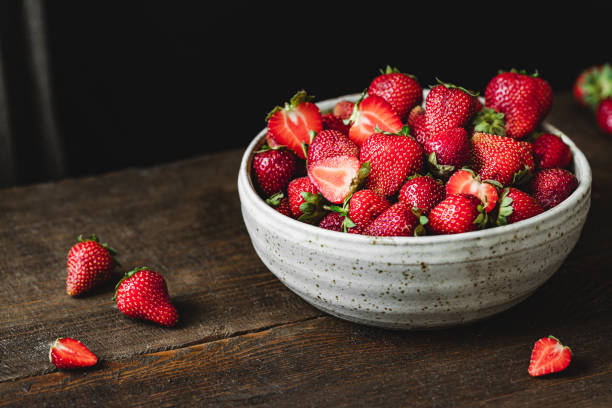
(0, 92, 610, 407)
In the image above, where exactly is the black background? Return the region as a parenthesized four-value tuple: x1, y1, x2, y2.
(26, 3, 612, 181)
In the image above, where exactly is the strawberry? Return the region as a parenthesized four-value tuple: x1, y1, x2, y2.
(318, 212, 344, 232)
(445, 169, 500, 213)
(360, 130, 424, 197)
(528, 336, 572, 377)
(368, 66, 422, 120)
(529, 168, 578, 209)
(496, 187, 544, 225)
(321, 113, 350, 135)
(398, 175, 445, 214)
(573, 63, 612, 109)
(114, 266, 179, 327)
(252, 145, 297, 196)
(265, 192, 292, 217)
(333, 100, 355, 120)
(484, 70, 552, 139)
(287, 177, 325, 223)
(424, 127, 470, 177)
(425, 79, 478, 135)
(49, 338, 98, 370)
(363, 202, 427, 237)
(266, 90, 323, 159)
(347, 94, 403, 146)
(596, 98, 612, 134)
(429, 194, 487, 235)
(308, 155, 368, 204)
(407, 106, 429, 145)
(307, 129, 359, 165)
(66, 234, 118, 296)
(532, 133, 572, 169)
(470, 133, 532, 186)
(347, 189, 391, 230)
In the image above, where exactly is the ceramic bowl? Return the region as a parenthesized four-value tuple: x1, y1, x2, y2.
(237, 93, 592, 329)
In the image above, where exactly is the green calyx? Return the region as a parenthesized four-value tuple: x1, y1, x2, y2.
(512, 165, 533, 186)
(472, 204, 489, 229)
(378, 65, 417, 79)
(578, 63, 612, 110)
(498, 68, 539, 77)
(432, 78, 480, 97)
(412, 208, 429, 237)
(255, 144, 286, 154)
(495, 188, 514, 226)
(345, 89, 368, 125)
(427, 152, 455, 178)
(473, 108, 507, 136)
(297, 192, 326, 225)
(266, 90, 315, 121)
(265, 192, 284, 207)
(77, 234, 119, 265)
(375, 125, 415, 140)
(113, 266, 148, 300)
(324, 198, 356, 233)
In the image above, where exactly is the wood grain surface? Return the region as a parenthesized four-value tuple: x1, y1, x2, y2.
(0, 92, 610, 407)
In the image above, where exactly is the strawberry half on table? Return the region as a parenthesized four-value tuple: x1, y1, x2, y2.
(266, 90, 323, 159)
(49, 337, 98, 370)
(528, 336, 572, 377)
(66, 234, 118, 296)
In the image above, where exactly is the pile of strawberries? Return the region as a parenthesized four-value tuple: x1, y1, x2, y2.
(252, 66, 579, 236)
(573, 63, 612, 134)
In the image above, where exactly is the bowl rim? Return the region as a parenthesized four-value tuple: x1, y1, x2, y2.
(238, 93, 592, 246)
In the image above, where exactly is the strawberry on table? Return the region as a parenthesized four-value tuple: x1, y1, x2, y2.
(364, 202, 427, 237)
(528, 336, 572, 377)
(49, 337, 98, 370)
(532, 133, 572, 169)
(529, 168, 578, 209)
(445, 169, 500, 213)
(252, 145, 297, 196)
(347, 94, 403, 146)
(428, 194, 488, 235)
(266, 90, 323, 159)
(368, 66, 422, 121)
(424, 127, 470, 177)
(66, 234, 118, 296)
(398, 175, 445, 214)
(114, 266, 179, 327)
(265, 192, 292, 218)
(596, 98, 612, 134)
(425, 79, 478, 135)
(287, 176, 326, 223)
(496, 187, 544, 225)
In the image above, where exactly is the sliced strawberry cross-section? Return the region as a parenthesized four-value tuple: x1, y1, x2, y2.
(49, 337, 98, 370)
(347, 94, 403, 146)
(528, 335, 572, 377)
(308, 156, 367, 204)
(446, 169, 500, 213)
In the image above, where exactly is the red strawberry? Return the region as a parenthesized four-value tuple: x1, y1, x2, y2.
(532, 133, 571, 169)
(318, 212, 344, 232)
(496, 187, 544, 225)
(347, 189, 391, 229)
(266, 90, 323, 159)
(528, 336, 572, 377)
(573, 64, 612, 109)
(321, 113, 350, 135)
(596, 98, 612, 134)
(424, 127, 470, 177)
(360, 131, 424, 197)
(49, 338, 98, 370)
(307, 129, 359, 165)
(308, 155, 367, 204)
(333, 100, 355, 120)
(266, 192, 292, 217)
(445, 169, 500, 213)
(425, 79, 477, 135)
(429, 194, 487, 235)
(407, 106, 429, 145)
(114, 266, 179, 327)
(66, 234, 117, 296)
(364, 202, 427, 237)
(471, 133, 532, 186)
(347, 94, 403, 146)
(398, 175, 445, 214)
(252, 146, 297, 196)
(368, 66, 422, 120)
(529, 168, 578, 209)
(287, 177, 325, 223)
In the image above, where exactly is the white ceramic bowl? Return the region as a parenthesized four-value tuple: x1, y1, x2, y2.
(237, 93, 592, 329)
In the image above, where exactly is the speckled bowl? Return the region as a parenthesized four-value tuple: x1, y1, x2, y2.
(237, 93, 592, 329)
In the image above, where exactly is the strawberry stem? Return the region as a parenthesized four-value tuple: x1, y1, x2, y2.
(433, 78, 480, 97)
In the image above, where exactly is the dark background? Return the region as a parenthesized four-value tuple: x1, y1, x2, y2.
(2, 2, 611, 186)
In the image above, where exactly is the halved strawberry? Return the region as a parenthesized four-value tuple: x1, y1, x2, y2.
(446, 169, 500, 213)
(308, 155, 368, 204)
(267, 90, 323, 159)
(528, 336, 572, 377)
(49, 337, 98, 370)
(333, 100, 355, 120)
(347, 94, 403, 146)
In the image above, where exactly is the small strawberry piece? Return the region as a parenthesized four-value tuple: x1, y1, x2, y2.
(407, 106, 429, 145)
(266, 192, 292, 218)
(318, 212, 344, 232)
(596, 98, 612, 134)
(496, 187, 545, 225)
(333, 100, 355, 120)
(364, 202, 427, 237)
(573, 64, 612, 109)
(398, 175, 445, 214)
(49, 338, 98, 370)
(529, 168, 578, 209)
(114, 266, 178, 327)
(425, 79, 477, 135)
(308, 155, 364, 204)
(533, 133, 572, 169)
(429, 194, 487, 235)
(66, 234, 117, 296)
(266, 90, 323, 159)
(425, 127, 470, 177)
(287, 177, 324, 222)
(471, 133, 532, 186)
(347, 94, 403, 146)
(321, 113, 350, 135)
(307, 129, 359, 165)
(445, 169, 499, 213)
(252, 146, 297, 196)
(360, 131, 424, 197)
(348, 189, 391, 229)
(368, 66, 422, 120)
(528, 336, 572, 377)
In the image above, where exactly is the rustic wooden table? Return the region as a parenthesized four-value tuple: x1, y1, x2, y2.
(0, 92, 610, 407)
